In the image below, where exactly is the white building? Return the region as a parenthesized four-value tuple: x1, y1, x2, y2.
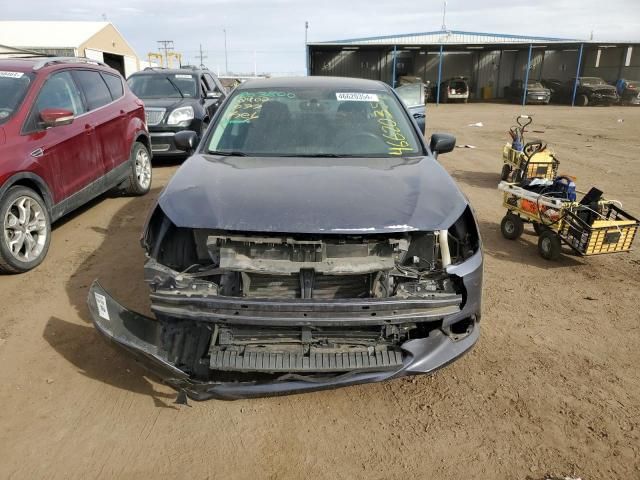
(0, 21, 144, 77)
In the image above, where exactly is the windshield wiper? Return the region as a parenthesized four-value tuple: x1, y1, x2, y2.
(165, 77, 185, 98)
(208, 150, 248, 156)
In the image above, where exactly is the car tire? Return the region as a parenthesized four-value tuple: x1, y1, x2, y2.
(538, 230, 561, 260)
(500, 213, 524, 240)
(501, 164, 512, 181)
(0, 186, 51, 273)
(123, 142, 152, 196)
(576, 94, 589, 106)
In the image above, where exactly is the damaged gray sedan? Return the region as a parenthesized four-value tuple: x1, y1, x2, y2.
(88, 77, 483, 400)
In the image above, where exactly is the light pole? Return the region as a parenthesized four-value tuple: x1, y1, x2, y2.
(223, 28, 228, 74)
(305, 21, 309, 76)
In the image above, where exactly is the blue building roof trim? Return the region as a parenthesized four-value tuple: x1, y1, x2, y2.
(313, 30, 582, 45)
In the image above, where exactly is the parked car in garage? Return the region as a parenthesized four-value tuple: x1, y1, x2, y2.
(615, 78, 640, 105)
(88, 76, 483, 400)
(127, 67, 227, 158)
(504, 79, 551, 104)
(433, 77, 469, 103)
(0, 57, 151, 273)
(542, 77, 619, 106)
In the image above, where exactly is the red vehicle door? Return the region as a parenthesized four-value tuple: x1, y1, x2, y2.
(24, 70, 102, 200)
(72, 69, 128, 177)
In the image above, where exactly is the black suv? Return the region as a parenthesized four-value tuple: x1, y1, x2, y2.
(127, 67, 227, 157)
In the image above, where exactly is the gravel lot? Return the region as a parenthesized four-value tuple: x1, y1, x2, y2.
(1, 103, 639, 479)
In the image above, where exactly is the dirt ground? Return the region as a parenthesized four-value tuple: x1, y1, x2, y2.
(1, 104, 639, 479)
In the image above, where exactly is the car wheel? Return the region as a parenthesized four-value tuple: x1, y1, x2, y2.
(123, 142, 152, 196)
(500, 213, 524, 240)
(538, 230, 561, 260)
(576, 94, 589, 106)
(0, 186, 51, 273)
(501, 164, 512, 181)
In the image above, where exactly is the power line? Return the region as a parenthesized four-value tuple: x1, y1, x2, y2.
(157, 40, 174, 68)
(198, 43, 207, 68)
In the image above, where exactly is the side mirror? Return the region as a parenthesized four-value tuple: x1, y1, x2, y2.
(429, 133, 456, 157)
(39, 108, 74, 128)
(206, 91, 222, 100)
(174, 130, 198, 153)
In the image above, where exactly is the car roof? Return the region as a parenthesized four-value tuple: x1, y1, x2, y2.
(0, 58, 40, 72)
(237, 76, 389, 91)
(0, 57, 120, 75)
(132, 68, 209, 76)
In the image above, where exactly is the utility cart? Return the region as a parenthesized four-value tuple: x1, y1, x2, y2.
(498, 181, 639, 260)
(501, 115, 559, 182)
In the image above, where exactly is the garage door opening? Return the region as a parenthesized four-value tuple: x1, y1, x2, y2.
(103, 52, 125, 76)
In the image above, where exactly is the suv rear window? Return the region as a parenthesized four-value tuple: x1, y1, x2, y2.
(101, 72, 124, 100)
(73, 70, 112, 110)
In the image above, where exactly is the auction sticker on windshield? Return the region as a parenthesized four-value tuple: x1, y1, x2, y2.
(336, 92, 379, 102)
(0, 71, 24, 78)
(175, 74, 193, 79)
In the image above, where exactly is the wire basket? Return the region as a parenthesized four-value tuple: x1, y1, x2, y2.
(560, 204, 639, 255)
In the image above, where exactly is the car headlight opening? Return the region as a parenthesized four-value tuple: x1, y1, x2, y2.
(167, 106, 195, 127)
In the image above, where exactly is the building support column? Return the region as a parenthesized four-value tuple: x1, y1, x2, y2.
(571, 43, 584, 106)
(496, 50, 503, 99)
(391, 45, 397, 88)
(436, 44, 444, 105)
(522, 43, 533, 106)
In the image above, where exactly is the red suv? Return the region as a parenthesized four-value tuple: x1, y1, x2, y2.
(0, 57, 152, 273)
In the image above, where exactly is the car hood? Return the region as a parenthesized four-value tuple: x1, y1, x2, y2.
(158, 155, 468, 234)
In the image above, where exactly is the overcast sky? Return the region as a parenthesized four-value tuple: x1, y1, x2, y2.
(4, 0, 640, 74)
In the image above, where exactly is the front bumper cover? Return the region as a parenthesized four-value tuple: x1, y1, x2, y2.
(88, 281, 479, 400)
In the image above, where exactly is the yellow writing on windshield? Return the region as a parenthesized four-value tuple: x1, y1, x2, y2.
(228, 92, 296, 123)
(370, 102, 414, 156)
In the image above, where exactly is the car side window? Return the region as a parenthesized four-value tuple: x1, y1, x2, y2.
(23, 71, 85, 133)
(101, 72, 124, 100)
(200, 75, 210, 96)
(34, 71, 85, 116)
(205, 73, 224, 95)
(72, 70, 112, 110)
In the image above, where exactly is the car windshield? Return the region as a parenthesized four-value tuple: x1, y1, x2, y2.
(128, 74, 197, 98)
(527, 82, 544, 89)
(0, 71, 32, 125)
(579, 77, 607, 86)
(207, 86, 422, 157)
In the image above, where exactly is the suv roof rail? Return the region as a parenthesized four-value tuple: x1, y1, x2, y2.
(33, 56, 109, 71)
(143, 66, 166, 71)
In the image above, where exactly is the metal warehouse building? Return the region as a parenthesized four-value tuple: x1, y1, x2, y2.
(307, 31, 640, 105)
(0, 21, 144, 77)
